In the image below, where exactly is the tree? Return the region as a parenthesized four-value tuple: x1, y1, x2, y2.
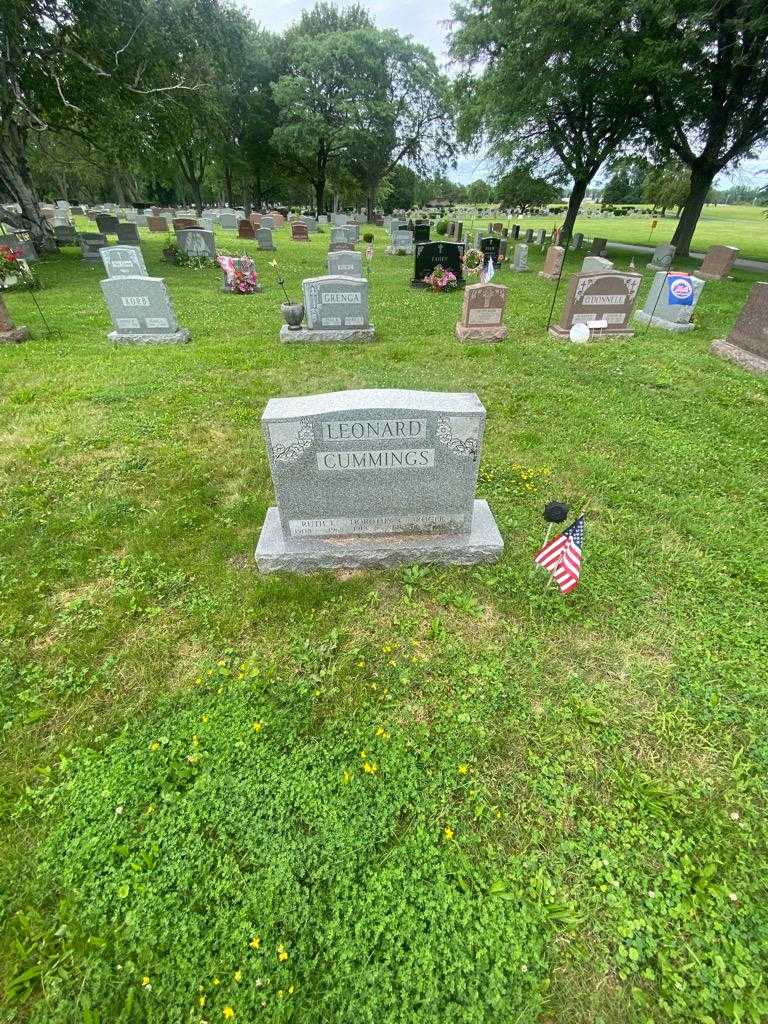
(451, 0, 646, 241)
(0, 0, 202, 249)
(602, 157, 647, 203)
(493, 168, 560, 211)
(642, 160, 691, 215)
(379, 164, 417, 211)
(466, 179, 491, 204)
(632, 0, 768, 254)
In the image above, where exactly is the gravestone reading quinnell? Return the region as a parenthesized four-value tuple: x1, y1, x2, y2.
(255, 388, 503, 572)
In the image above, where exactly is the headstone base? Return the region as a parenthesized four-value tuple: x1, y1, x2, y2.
(548, 324, 634, 340)
(0, 325, 30, 344)
(698, 272, 730, 282)
(279, 324, 376, 344)
(108, 329, 191, 345)
(455, 323, 507, 342)
(255, 499, 503, 573)
(385, 245, 414, 255)
(328, 243, 358, 253)
(709, 339, 768, 376)
(538, 271, 560, 281)
(634, 310, 694, 332)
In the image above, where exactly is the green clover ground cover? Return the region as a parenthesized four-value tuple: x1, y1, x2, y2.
(1, 222, 768, 1023)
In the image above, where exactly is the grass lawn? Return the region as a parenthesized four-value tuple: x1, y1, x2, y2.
(1, 224, 767, 1024)
(461, 202, 768, 262)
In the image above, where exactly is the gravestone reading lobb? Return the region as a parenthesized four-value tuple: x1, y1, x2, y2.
(255, 388, 503, 572)
(100, 245, 148, 278)
(549, 269, 642, 339)
(455, 283, 508, 342)
(256, 228, 275, 251)
(116, 222, 141, 245)
(281, 276, 374, 343)
(539, 245, 565, 281)
(710, 282, 768, 374)
(513, 243, 529, 272)
(100, 276, 190, 344)
(328, 250, 363, 277)
(635, 271, 704, 331)
(176, 228, 216, 259)
(648, 243, 675, 271)
(698, 244, 739, 281)
(412, 241, 464, 287)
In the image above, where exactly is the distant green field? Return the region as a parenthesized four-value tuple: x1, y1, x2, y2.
(461, 203, 768, 263)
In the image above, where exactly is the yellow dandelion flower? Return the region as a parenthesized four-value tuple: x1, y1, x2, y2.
(201, 715, 209, 723)
(277, 944, 289, 962)
(252, 721, 263, 732)
(288, 985, 295, 994)
(443, 826, 455, 840)
(458, 764, 469, 775)
(142, 976, 151, 987)
(359, 750, 367, 758)
(362, 761, 378, 774)
(277, 989, 284, 999)
(233, 969, 242, 982)
(213, 977, 220, 986)
(192, 735, 199, 747)
(342, 770, 352, 784)
(249, 936, 261, 949)
(199, 995, 206, 1007)
(149, 741, 159, 752)
(217, 660, 226, 667)
(222, 1007, 235, 1020)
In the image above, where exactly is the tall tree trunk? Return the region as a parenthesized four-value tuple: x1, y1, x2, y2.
(0, 118, 56, 252)
(671, 165, 716, 256)
(224, 163, 233, 208)
(243, 181, 252, 218)
(561, 176, 588, 245)
(112, 167, 126, 206)
(366, 185, 375, 223)
(314, 178, 325, 216)
(255, 170, 262, 208)
(190, 178, 203, 217)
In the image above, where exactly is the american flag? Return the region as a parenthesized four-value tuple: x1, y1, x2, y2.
(534, 516, 584, 594)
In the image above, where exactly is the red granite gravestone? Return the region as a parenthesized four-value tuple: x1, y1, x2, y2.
(147, 216, 168, 232)
(173, 218, 199, 230)
(698, 244, 739, 281)
(710, 281, 768, 375)
(238, 219, 256, 239)
(292, 223, 310, 242)
(539, 245, 565, 281)
(456, 283, 508, 342)
(549, 270, 643, 339)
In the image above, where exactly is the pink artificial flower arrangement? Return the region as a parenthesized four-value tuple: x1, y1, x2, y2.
(423, 264, 457, 292)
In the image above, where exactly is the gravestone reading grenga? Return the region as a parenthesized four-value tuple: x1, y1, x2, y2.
(255, 388, 504, 572)
(549, 269, 642, 339)
(710, 282, 768, 374)
(698, 245, 739, 281)
(100, 245, 148, 278)
(412, 241, 464, 287)
(635, 271, 704, 331)
(281, 276, 374, 343)
(100, 276, 190, 344)
(455, 283, 508, 342)
(328, 250, 363, 277)
(176, 229, 216, 259)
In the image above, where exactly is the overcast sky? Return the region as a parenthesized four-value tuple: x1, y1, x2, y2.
(244, 0, 768, 188)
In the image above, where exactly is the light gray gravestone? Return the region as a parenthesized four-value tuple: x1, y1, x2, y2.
(329, 226, 355, 251)
(219, 213, 238, 230)
(256, 227, 275, 251)
(513, 243, 529, 272)
(386, 229, 413, 255)
(647, 243, 675, 271)
(255, 388, 504, 572)
(100, 276, 190, 344)
(176, 229, 216, 259)
(299, 216, 318, 232)
(281, 275, 375, 343)
(100, 245, 148, 278)
(261, 216, 275, 231)
(53, 224, 77, 244)
(581, 256, 614, 273)
(535, 229, 546, 246)
(327, 250, 363, 277)
(116, 222, 141, 245)
(79, 233, 108, 261)
(344, 222, 359, 242)
(635, 271, 705, 331)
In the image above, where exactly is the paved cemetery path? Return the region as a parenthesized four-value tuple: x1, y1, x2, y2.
(605, 240, 768, 273)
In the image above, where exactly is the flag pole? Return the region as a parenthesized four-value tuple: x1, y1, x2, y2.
(545, 236, 571, 331)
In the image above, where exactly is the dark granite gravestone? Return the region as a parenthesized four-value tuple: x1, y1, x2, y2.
(710, 282, 768, 374)
(455, 283, 508, 342)
(255, 388, 503, 572)
(512, 225, 520, 240)
(96, 214, 120, 235)
(479, 236, 501, 268)
(414, 223, 430, 243)
(524, 229, 534, 243)
(53, 225, 77, 244)
(412, 241, 465, 287)
(79, 233, 109, 261)
(116, 222, 140, 245)
(549, 269, 642, 339)
(588, 236, 608, 257)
